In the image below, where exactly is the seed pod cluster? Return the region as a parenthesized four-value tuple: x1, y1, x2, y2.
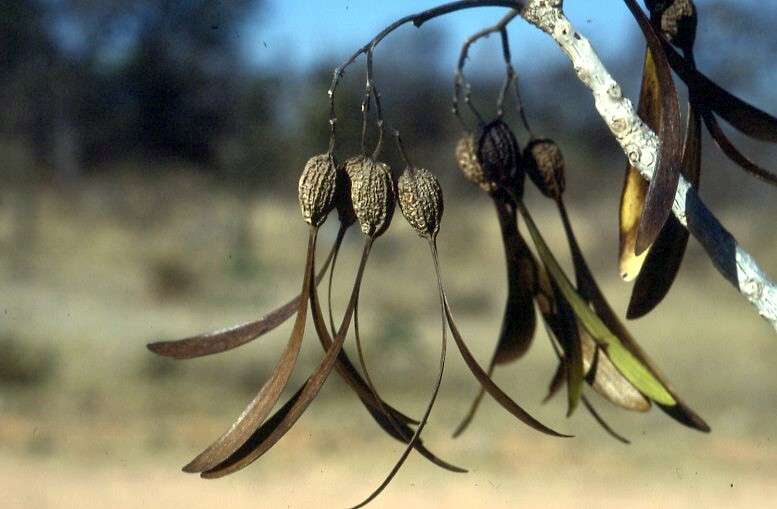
(455, 135, 497, 193)
(298, 153, 338, 227)
(345, 155, 395, 238)
(524, 138, 566, 201)
(397, 167, 444, 240)
(646, 0, 697, 51)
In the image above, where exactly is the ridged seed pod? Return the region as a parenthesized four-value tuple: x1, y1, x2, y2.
(524, 138, 566, 201)
(476, 119, 521, 190)
(344, 155, 395, 238)
(298, 153, 337, 227)
(455, 135, 496, 193)
(646, 0, 697, 51)
(397, 167, 444, 240)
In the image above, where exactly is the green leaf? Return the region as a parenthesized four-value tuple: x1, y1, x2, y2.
(517, 202, 676, 406)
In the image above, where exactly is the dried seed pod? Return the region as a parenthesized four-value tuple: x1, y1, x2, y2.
(345, 155, 395, 238)
(646, 0, 697, 51)
(524, 138, 566, 201)
(455, 135, 497, 193)
(334, 164, 357, 228)
(476, 119, 521, 190)
(397, 167, 444, 240)
(298, 153, 337, 227)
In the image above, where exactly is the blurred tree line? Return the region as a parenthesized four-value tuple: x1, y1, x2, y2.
(1, 0, 776, 193)
(0, 0, 613, 193)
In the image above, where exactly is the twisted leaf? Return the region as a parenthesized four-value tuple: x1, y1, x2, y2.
(619, 48, 660, 282)
(623, 0, 683, 254)
(627, 103, 701, 318)
(202, 238, 373, 478)
(183, 227, 318, 474)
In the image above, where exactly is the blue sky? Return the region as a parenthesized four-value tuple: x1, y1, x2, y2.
(232, 0, 776, 108)
(241, 1, 640, 73)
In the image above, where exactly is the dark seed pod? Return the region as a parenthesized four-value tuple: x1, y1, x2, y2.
(455, 135, 497, 193)
(397, 167, 444, 240)
(298, 153, 337, 227)
(476, 119, 521, 191)
(524, 138, 566, 201)
(344, 155, 395, 238)
(646, 0, 697, 51)
(334, 164, 357, 228)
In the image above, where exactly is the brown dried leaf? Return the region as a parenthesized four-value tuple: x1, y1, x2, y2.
(627, 104, 702, 319)
(182, 227, 318, 474)
(452, 198, 537, 437)
(623, 0, 683, 255)
(201, 238, 374, 478)
(146, 225, 346, 360)
(619, 48, 660, 281)
(702, 111, 777, 186)
(348, 242, 453, 508)
(663, 41, 777, 143)
(441, 261, 570, 438)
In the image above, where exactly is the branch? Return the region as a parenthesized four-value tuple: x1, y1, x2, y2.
(519, 0, 777, 330)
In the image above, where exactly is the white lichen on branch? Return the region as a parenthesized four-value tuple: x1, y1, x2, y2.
(520, 0, 777, 330)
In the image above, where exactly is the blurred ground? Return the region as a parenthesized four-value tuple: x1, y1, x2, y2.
(0, 172, 776, 508)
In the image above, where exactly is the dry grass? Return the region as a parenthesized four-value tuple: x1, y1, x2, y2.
(1, 173, 776, 508)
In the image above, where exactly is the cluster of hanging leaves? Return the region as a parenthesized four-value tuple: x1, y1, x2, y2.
(143, 0, 777, 506)
(620, 0, 777, 317)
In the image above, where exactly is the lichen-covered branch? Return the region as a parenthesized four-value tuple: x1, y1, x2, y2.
(520, 0, 777, 330)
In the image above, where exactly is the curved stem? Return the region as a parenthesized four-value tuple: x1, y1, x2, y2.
(328, 1, 526, 150)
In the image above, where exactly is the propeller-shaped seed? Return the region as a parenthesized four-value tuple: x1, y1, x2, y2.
(397, 167, 444, 240)
(345, 155, 395, 238)
(298, 153, 337, 227)
(477, 119, 521, 191)
(646, 0, 697, 51)
(524, 138, 566, 201)
(456, 135, 497, 193)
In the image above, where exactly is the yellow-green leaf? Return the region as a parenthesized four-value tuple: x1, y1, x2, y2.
(517, 202, 676, 406)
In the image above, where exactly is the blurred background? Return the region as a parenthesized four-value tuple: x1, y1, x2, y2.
(1, 1, 777, 507)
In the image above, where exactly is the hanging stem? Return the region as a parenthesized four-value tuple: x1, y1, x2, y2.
(328, 1, 526, 151)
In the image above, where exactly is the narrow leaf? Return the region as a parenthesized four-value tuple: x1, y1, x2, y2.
(452, 198, 537, 437)
(492, 198, 537, 363)
(537, 249, 650, 412)
(530, 198, 708, 431)
(438, 249, 570, 438)
(663, 41, 777, 143)
(628, 104, 702, 319)
(619, 48, 659, 280)
(147, 225, 346, 360)
(183, 227, 318, 474)
(702, 111, 777, 186)
(517, 202, 676, 406)
(549, 280, 584, 416)
(348, 241, 452, 509)
(623, 0, 683, 254)
(352, 280, 465, 473)
(202, 238, 374, 478)
(544, 325, 633, 443)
